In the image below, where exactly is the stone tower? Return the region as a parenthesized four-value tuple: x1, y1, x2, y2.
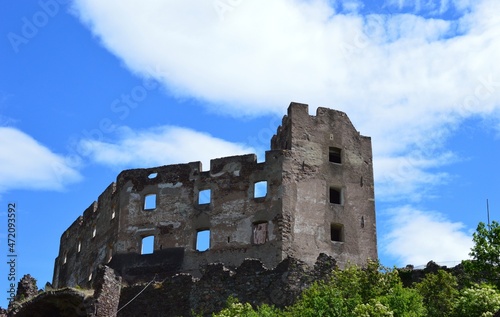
(53, 102, 377, 289)
(271, 103, 377, 267)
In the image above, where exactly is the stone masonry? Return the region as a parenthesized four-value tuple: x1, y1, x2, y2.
(48, 102, 377, 314)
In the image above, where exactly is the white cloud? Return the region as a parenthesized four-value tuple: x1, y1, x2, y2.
(78, 126, 256, 170)
(0, 127, 82, 192)
(381, 205, 473, 266)
(70, 0, 500, 201)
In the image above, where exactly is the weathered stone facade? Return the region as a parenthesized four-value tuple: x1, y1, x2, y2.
(47, 102, 376, 315)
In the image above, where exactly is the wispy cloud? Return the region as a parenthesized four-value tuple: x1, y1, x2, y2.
(78, 125, 255, 170)
(381, 205, 473, 266)
(0, 127, 81, 193)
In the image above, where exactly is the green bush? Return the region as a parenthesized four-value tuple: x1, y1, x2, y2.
(452, 284, 500, 317)
(415, 269, 458, 317)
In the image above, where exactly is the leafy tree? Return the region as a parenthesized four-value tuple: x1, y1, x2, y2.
(212, 297, 280, 317)
(415, 269, 458, 317)
(452, 283, 500, 317)
(353, 299, 393, 317)
(464, 221, 500, 287)
(284, 261, 425, 317)
(378, 283, 426, 317)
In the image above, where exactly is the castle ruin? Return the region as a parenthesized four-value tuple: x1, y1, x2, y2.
(52, 102, 377, 298)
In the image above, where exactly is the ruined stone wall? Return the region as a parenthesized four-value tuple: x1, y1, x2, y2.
(53, 183, 120, 288)
(272, 103, 377, 267)
(53, 102, 377, 289)
(54, 151, 289, 287)
(117, 254, 337, 317)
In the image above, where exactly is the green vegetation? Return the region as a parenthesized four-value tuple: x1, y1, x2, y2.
(463, 221, 500, 288)
(212, 221, 500, 317)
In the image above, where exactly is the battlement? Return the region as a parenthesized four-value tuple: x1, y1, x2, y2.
(53, 102, 377, 291)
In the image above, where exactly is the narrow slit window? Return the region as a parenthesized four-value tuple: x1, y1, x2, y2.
(63, 252, 67, 265)
(196, 229, 210, 252)
(331, 224, 344, 242)
(254, 181, 268, 198)
(141, 236, 154, 255)
(92, 225, 96, 238)
(330, 187, 342, 204)
(106, 246, 113, 263)
(198, 189, 211, 205)
(329, 147, 342, 164)
(253, 222, 268, 245)
(111, 209, 116, 219)
(77, 241, 82, 253)
(144, 194, 157, 210)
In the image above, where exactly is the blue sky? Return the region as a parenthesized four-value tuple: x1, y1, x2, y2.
(1, 0, 499, 308)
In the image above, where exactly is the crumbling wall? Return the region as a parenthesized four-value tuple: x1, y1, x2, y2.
(53, 102, 377, 290)
(117, 254, 337, 317)
(53, 183, 119, 289)
(54, 151, 289, 287)
(112, 151, 287, 283)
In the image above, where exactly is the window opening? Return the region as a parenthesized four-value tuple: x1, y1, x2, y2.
(92, 225, 96, 238)
(88, 273, 93, 281)
(331, 224, 344, 242)
(77, 241, 81, 253)
(330, 187, 342, 204)
(253, 222, 268, 245)
(141, 236, 154, 255)
(63, 252, 67, 264)
(254, 181, 268, 198)
(111, 209, 116, 219)
(198, 189, 211, 205)
(144, 194, 157, 210)
(196, 229, 210, 251)
(106, 246, 113, 263)
(329, 147, 342, 164)
(148, 172, 158, 179)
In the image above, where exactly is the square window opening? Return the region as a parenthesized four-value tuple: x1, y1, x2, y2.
(331, 224, 344, 242)
(330, 187, 342, 204)
(196, 229, 210, 252)
(253, 222, 268, 245)
(254, 181, 268, 198)
(144, 194, 157, 210)
(329, 147, 342, 164)
(141, 236, 154, 255)
(198, 189, 211, 205)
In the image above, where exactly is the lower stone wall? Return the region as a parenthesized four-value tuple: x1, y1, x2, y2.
(6, 254, 336, 317)
(117, 254, 336, 317)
